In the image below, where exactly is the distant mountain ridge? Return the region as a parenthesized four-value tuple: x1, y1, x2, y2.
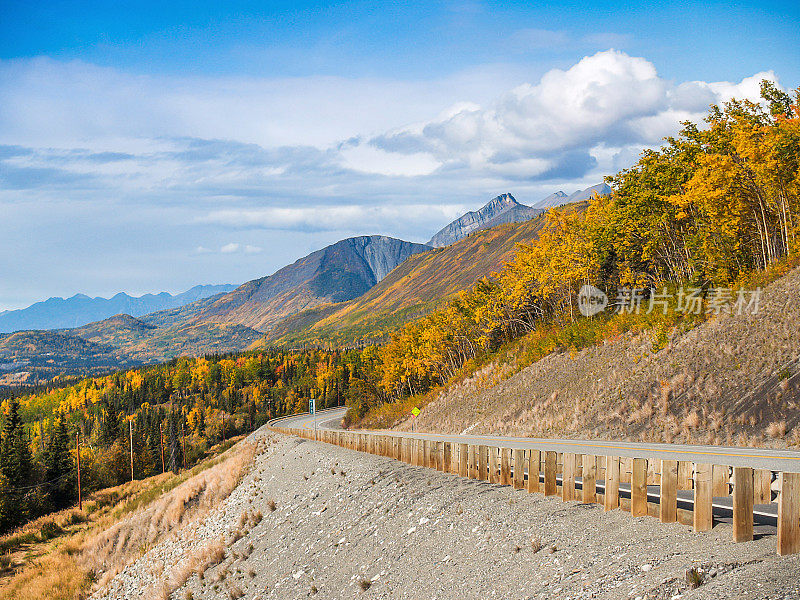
(0, 284, 237, 333)
(426, 193, 543, 247)
(194, 235, 432, 331)
(534, 183, 612, 209)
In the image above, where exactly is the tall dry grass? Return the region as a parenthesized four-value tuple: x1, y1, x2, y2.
(0, 437, 256, 600)
(82, 439, 255, 589)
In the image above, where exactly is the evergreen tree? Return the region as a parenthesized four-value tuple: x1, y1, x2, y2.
(0, 397, 33, 527)
(43, 418, 74, 511)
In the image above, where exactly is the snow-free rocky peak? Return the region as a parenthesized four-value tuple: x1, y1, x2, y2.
(426, 193, 543, 248)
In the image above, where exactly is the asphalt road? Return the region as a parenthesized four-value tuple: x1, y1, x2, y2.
(272, 407, 800, 525)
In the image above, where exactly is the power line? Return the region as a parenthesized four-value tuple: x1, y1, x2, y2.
(2, 468, 77, 493)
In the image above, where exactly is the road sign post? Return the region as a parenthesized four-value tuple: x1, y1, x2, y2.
(310, 398, 316, 440)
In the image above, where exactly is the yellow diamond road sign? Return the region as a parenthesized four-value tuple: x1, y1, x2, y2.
(411, 407, 420, 417)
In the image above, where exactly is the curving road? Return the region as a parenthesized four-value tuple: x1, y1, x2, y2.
(272, 407, 800, 524)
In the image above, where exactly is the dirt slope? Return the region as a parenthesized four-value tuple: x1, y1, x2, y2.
(406, 267, 800, 448)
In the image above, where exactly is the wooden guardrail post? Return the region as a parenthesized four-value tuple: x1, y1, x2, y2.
(443, 442, 452, 473)
(778, 472, 800, 555)
(583, 455, 597, 504)
(488, 447, 499, 484)
(422, 440, 430, 468)
(754, 469, 772, 504)
(620, 457, 631, 485)
(678, 460, 692, 490)
(513, 449, 525, 490)
(562, 453, 576, 501)
(732, 467, 754, 542)
(527, 449, 541, 494)
(712, 465, 729, 497)
(544, 451, 557, 496)
(468, 445, 478, 479)
(694, 463, 713, 532)
(500, 448, 511, 486)
(660, 459, 678, 523)
(459, 443, 468, 477)
(604, 456, 620, 511)
(631, 458, 647, 517)
(478, 445, 488, 481)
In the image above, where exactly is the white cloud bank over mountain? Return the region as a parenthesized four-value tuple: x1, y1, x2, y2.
(0, 50, 777, 198)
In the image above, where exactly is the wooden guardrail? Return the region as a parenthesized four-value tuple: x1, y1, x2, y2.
(271, 424, 800, 556)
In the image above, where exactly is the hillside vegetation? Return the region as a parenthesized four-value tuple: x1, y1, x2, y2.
(399, 261, 800, 447)
(0, 436, 254, 600)
(0, 331, 141, 384)
(0, 346, 370, 533)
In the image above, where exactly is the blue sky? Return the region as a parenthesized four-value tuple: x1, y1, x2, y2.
(0, 0, 798, 310)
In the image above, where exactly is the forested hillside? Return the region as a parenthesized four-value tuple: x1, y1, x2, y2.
(368, 81, 800, 407)
(0, 348, 372, 533)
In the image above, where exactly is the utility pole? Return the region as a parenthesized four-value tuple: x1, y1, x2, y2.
(180, 418, 186, 470)
(129, 417, 134, 482)
(76, 430, 82, 511)
(159, 422, 165, 474)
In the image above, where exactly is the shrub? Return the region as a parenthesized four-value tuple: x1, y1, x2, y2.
(38, 520, 63, 541)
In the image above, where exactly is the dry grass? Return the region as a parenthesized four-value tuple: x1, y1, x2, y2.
(0, 437, 256, 600)
(149, 538, 227, 600)
(84, 440, 254, 590)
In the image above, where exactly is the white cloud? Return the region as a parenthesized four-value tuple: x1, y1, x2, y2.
(369, 50, 778, 181)
(0, 57, 524, 151)
(338, 144, 440, 176)
(199, 204, 470, 232)
(220, 243, 240, 253)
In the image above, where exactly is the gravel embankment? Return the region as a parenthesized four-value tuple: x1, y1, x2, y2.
(94, 428, 800, 600)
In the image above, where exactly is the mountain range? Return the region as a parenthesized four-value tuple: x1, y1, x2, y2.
(0, 284, 236, 333)
(426, 183, 611, 247)
(0, 184, 605, 383)
(534, 182, 612, 209)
